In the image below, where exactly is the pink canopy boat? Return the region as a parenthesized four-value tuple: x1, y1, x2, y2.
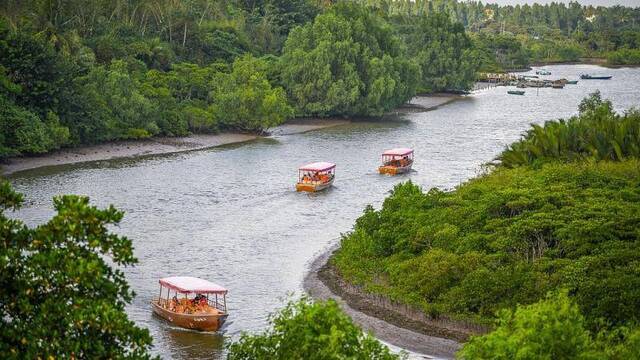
(379, 148, 414, 175)
(296, 162, 336, 192)
(152, 276, 228, 331)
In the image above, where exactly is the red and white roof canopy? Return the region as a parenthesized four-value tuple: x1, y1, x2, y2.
(299, 162, 336, 171)
(382, 148, 413, 156)
(159, 276, 227, 294)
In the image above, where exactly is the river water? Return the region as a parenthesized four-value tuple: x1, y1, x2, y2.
(8, 64, 640, 358)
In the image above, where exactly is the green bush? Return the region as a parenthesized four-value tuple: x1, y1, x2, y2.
(607, 48, 640, 65)
(459, 292, 595, 360)
(227, 298, 401, 360)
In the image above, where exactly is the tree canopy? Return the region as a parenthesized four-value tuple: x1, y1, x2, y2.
(280, 3, 419, 117)
(0, 182, 154, 358)
(227, 297, 401, 360)
(458, 291, 640, 359)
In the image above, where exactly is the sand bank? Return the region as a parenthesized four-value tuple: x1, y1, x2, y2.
(2, 94, 460, 176)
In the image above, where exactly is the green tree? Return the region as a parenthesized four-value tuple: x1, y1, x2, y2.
(280, 2, 419, 117)
(0, 182, 154, 358)
(212, 54, 292, 132)
(0, 94, 69, 157)
(458, 292, 594, 360)
(76, 60, 159, 141)
(399, 13, 479, 93)
(227, 298, 401, 360)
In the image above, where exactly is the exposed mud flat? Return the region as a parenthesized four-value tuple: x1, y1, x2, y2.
(303, 245, 463, 360)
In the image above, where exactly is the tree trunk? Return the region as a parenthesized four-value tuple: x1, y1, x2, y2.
(183, 22, 187, 47)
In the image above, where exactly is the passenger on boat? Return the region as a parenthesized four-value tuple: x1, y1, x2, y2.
(169, 295, 179, 311)
(194, 293, 207, 306)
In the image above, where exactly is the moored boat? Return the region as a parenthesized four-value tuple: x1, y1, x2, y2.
(152, 276, 228, 332)
(567, 80, 579, 84)
(296, 162, 335, 192)
(536, 69, 551, 75)
(508, 90, 525, 95)
(580, 74, 612, 80)
(379, 148, 414, 175)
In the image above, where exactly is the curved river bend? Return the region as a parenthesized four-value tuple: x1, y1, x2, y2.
(9, 65, 640, 358)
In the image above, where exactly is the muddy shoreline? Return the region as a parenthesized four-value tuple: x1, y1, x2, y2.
(303, 245, 464, 359)
(1, 95, 459, 176)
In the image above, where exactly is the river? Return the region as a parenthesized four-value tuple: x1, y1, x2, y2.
(7, 64, 640, 359)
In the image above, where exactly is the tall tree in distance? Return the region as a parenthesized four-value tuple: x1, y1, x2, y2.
(397, 12, 478, 93)
(280, 2, 419, 117)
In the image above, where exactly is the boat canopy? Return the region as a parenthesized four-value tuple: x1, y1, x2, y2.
(299, 162, 336, 172)
(159, 276, 228, 294)
(382, 148, 413, 156)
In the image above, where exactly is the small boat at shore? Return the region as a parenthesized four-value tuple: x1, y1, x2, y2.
(580, 74, 612, 80)
(536, 69, 551, 75)
(508, 90, 525, 95)
(296, 162, 335, 192)
(379, 148, 414, 175)
(567, 80, 579, 84)
(152, 276, 229, 332)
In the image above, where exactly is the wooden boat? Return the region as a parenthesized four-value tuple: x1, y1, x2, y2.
(552, 82, 565, 89)
(152, 276, 228, 332)
(379, 148, 414, 175)
(296, 162, 335, 192)
(508, 90, 525, 95)
(580, 74, 612, 80)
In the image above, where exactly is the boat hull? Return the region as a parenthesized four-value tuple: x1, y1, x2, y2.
(296, 178, 334, 192)
(152, 301, 227, 332)
(507, 91, 525, 95)
(581, 76, 612, 80)
(379, 164, 412, 175)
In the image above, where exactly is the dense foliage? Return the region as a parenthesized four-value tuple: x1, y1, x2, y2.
(280, 3, 419, 117)
(335, 160, 640, 325)
(0, 1, 484, 158)
(358, 0, 640, 69)
(227, 298, 400, 359)
(394, 12, 478, 93)
(0, 16, 292, 156)
(0, 182, 154, 358)
(500, 91, 640, 167)
(333, 94, 640, 355)
(459, 292, 640, 359)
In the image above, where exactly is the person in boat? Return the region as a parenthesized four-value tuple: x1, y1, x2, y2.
(169, 295, 179, 311)
(194, 293, 207, 306)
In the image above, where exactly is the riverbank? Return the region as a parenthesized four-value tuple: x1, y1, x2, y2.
(1, 95, 459, 176)
(304, 245, 464, 359)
